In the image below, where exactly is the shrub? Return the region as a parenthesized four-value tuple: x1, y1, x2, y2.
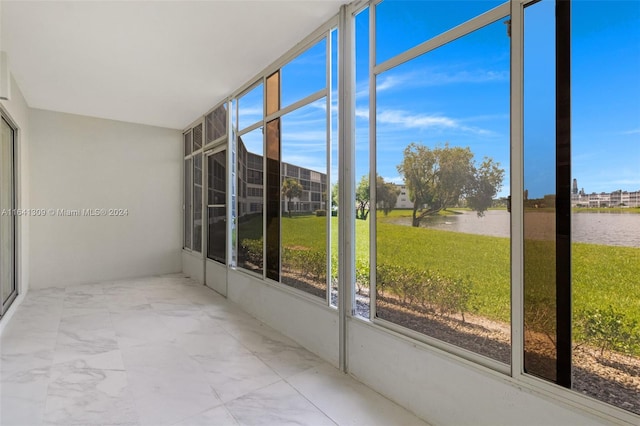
(315, 210, 327, 217)
(239, 238, 263, 267)
(376, 263, 472, 320)
(578, 306, 640, 357)
(282, 246, 326, 283)
(355, 258, 370, 294)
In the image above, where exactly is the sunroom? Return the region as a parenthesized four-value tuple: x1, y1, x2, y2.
(1, 0, 638, 425)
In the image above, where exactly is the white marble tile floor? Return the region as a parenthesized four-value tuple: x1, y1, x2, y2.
(0, 274, 429, 426)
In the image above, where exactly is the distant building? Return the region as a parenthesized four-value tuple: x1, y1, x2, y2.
(394, 184, 414, 209)
(236, 136, 327, 218)
(571, 188, 640, 208)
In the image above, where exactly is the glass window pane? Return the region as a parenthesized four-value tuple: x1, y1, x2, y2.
(280, 100, 328, 299)
(265, 119, 281, 281)
(184, 158, 192, 249)
(281, 38, 327, 109)
(375, 0, 503, 65)
(330, 28, 339, 306)
(266, 72, 280, 116)
(193, 154, 202, 253)
(206, 104, 228, 143)
(523, 0, 558, 383)
(207, 150, 227, 263)
(237, 127, 264, 274)
(571, 0, 640, 414)
(375, 18, 510, 363)
(239, 83, 264, 131)
(355, 7, 372, 318)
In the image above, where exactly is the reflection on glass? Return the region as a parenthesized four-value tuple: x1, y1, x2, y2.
(281, 38, 327, 109)
(239, 84, 264, 130)
(184, 158, 192, 249)
(375, 0, 503, 65)
(1, 118, 15, 306)
(570, 0, 640, 414)
(237, 128, 264, 274)
(280, 101, 328, 299)
(355, 7, 371, 318)
(266, 71, 280, 116)
(375, 19, 510, 363)
(523, 0, 558, 383)
(193, 123, 203, 151)
(207, 150, 227, 263)
(265, 119, 281, 281)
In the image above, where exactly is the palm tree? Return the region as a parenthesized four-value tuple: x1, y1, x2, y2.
(281, 178, 303, 218)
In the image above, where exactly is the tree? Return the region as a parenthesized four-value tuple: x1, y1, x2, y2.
(281, 178, 302, 218)
(331, 182, 339, 211)
(397, 142, 504, 226)
(376, 176, 400, 216)
(467, 157, 505, 217)
(355, 175, 370, 220)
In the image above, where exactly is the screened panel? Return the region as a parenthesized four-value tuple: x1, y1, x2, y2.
(265, 119, 281, 281)
(193, 123, 203, 150)
(184, 131, 192, 156)
(280, 100, 328, 299)
(207, 150, 227, 264)
(281, 38, 327, 109)
(239, 84, 264, 131)
(375, 0, 503, 65)
(237, 128, 264, 274)
(184, 158, 192, 249)
(193, 153, 203, 253)
(374, 16, 511, 363)
(206, 104, 228, 143)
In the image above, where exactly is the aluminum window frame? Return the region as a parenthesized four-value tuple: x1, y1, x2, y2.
(177, 1, 639, 422)
(0, 111, 17, 317)
(367, 0, 512, 374)
(183, 118, 205, 254)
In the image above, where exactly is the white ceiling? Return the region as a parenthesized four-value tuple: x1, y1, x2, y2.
(1, 0, 345, 129)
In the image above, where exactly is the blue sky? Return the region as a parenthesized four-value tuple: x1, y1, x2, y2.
(239, 0, 639, 200)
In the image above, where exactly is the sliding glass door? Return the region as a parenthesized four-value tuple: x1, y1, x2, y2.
(0, 116, 16, 316)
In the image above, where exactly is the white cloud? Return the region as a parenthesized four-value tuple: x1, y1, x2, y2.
(622, 129, 640, 135)
(376, 74, 407, 92)
(355, 108, 369, 120)
(281, 130, 327, 144)
(281, 154, 326, 173)
(376, 109, 496, 137)
(382, 175, 404, 185)
(377, 109, 457, 129)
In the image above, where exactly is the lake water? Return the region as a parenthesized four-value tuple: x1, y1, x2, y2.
(384, 210, 640, 247)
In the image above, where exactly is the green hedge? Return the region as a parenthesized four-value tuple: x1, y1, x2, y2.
(376, 263, 473, 321)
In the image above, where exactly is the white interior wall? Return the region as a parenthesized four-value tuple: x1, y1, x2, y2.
(183, 250, 204, 284)
(227, 270, 339, 367)
(347, 319, 607, 426)
(29, 109, 182, 288)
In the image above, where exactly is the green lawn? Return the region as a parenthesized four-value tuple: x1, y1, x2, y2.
(240, 214, 640, 335)
(574, 207, 640, 214)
